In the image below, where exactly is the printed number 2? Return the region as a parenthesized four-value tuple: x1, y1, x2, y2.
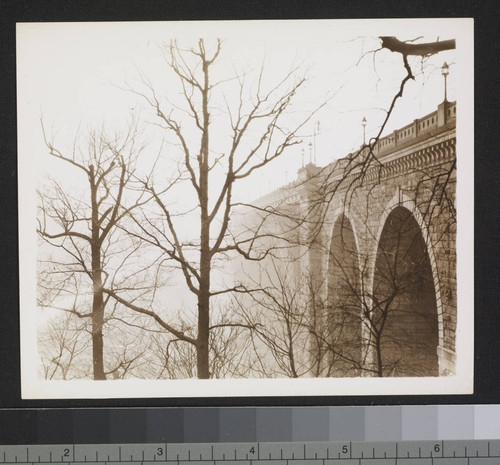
(63, 449, 70, 458)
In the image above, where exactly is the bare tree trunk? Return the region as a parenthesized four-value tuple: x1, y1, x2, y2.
(198, 180, 210, 378)
(196, 54, 211, 379)
(197, 261, 210, 379)
(91, 259, 106, 380)
(90, 165, 106, 380)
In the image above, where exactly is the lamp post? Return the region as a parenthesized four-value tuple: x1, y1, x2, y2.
(308, 142, 313, 164)
(301, 147, 305, 168)
(441, 62, 449, 102)
(313, 121, 320, 164)
(361, 116, 367, 146)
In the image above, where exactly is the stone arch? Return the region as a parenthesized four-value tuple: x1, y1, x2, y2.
(325, 211, 363, 377)
(368, 191, 442, 377)
(322, 207, 362, 283)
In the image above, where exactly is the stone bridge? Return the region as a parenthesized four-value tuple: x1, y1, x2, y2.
(233, 100, 457, 377)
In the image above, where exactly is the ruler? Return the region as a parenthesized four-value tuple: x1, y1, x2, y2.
(0, 441, 499, 465)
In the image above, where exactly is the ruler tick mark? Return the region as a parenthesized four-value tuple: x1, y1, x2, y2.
(2, 439, 499, 465)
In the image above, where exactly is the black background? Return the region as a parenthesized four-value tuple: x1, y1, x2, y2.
(0, 0, 498, 409)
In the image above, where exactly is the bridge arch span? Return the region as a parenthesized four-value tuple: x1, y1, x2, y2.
(321, 207, 362, 284)
(368, 191, 444, 376)
(324, 210, 363, 376)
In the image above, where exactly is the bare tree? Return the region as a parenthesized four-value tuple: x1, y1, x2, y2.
(231, 257, 325, 378)
(38, 312, 91, 380)
(37, 122, 153, 379)
(103, 39, 323, 379)
(231, 254, 374, 379)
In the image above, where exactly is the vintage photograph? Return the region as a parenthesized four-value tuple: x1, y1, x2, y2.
(18, 19, 473, 398)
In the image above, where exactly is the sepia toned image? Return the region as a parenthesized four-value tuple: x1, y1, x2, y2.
(18, 19, 473, 398)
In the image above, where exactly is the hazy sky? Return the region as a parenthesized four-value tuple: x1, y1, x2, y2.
(18, 19, 464, 197)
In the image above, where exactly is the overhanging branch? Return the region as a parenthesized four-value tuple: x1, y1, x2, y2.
(380, 37, 455, 56)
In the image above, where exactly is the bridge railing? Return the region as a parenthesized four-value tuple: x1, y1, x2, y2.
(372, 101, 456, 159)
